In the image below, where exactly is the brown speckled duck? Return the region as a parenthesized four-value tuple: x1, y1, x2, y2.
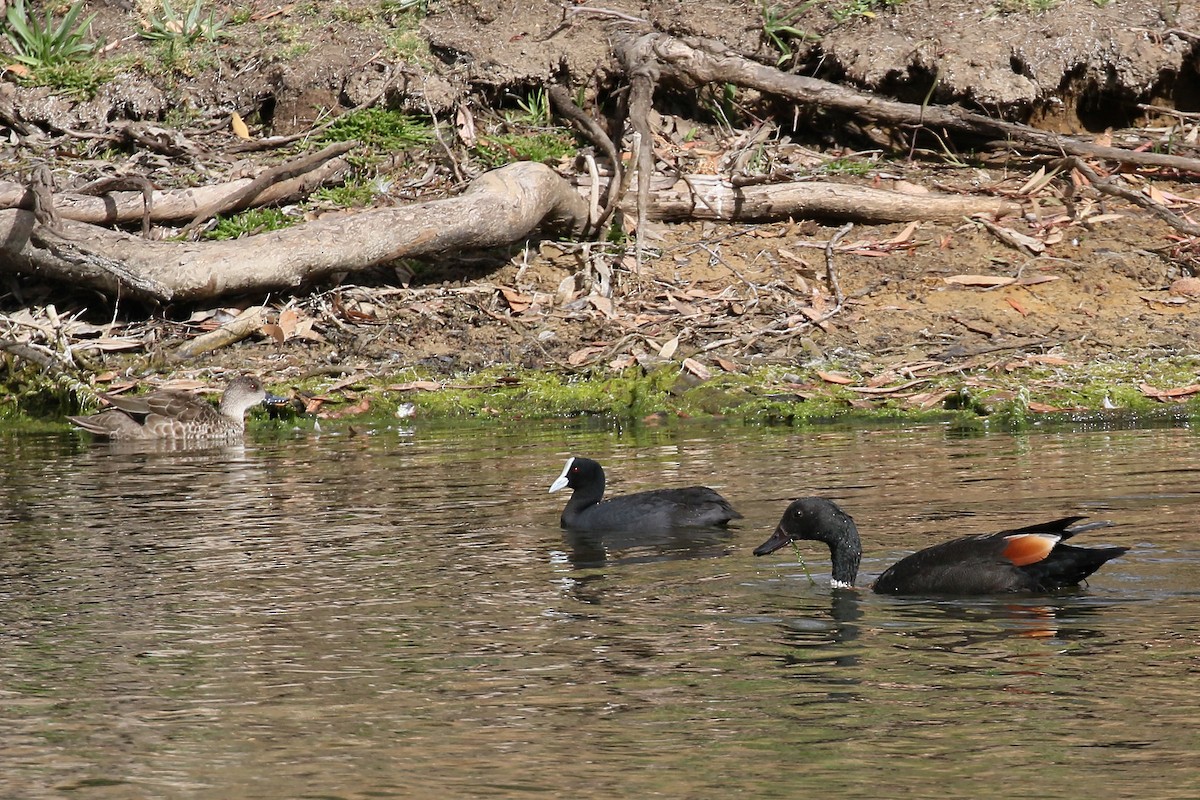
(754, 497, 1128, 595)
(69, 375, 274, 442)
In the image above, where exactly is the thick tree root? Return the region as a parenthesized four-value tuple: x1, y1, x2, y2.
(0, 162, 591, 303)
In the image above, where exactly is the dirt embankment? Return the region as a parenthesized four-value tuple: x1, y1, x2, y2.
(2, 1, 1199, 416)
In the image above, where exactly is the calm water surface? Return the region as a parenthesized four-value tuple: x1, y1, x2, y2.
(0, 419, 1197, 798)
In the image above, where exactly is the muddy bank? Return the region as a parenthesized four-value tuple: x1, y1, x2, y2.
(2, 1, 1200, 425)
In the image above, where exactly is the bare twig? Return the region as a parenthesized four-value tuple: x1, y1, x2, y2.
(622, 31, 1200, 175)
(547, 83, 623, 235)
(825, 222, 852, 310)
(181, 140, 358, 236)
(540, 3, 649, 40)
(1135, 103, 1200, 122)
(425, 94, 466, 185)
(568, 5, 648, 24)
(697, 242, 759, 306)
(617, 33, 661, 271)
(175, 306, 266, 360)
(1064, 157, 1200, 238)
(78, 175, 156, 237)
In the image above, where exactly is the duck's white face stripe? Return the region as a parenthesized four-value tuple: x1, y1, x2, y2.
(549, 457, 575, 493)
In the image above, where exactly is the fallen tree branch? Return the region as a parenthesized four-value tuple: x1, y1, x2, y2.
(620, 31, 1200, 175)
(1064, 157, 1200, 238)
(174, 306, 267, 360)
(548, 84, 623, 235)
(181, 141, 358, 235)
(77, 175, 156, 236)
(617, 31, 660, 268)
(824, 222, 851, 310)
(0, 161, 591, 303)
(0, 157, 352, 226)
(630, 174, 1018, 222)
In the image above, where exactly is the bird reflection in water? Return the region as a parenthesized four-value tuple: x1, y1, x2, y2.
(560, 526, 734, 570)
(881, 596, 1118, 647)
(548, 527, 734, 608)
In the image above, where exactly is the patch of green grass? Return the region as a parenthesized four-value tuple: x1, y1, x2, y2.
(141, 38, 221, 77)
(278, 40, 314, 60)
(473, 131, 577, 168)
(162, 102, 203, 129)
(11, 353, 1200, 431)
(318, 108, 434, 160)
(400, 367, 679, 419)
(820, 156, 874, 175)
(329, 4, 377, 23)
(265, 21, 317, 60)
(1, 0, 96, 68)
(205, 207, 296, 240)
(314, 179, 379, 208)
(18, 58, 113, 99)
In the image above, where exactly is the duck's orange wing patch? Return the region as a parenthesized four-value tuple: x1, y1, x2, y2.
(1002, 533, 1060, 566)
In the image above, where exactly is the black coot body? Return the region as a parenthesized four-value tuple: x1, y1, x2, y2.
(549, 456, 742, 531)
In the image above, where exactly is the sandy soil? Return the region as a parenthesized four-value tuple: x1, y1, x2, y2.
(3, 1, 1200, 398)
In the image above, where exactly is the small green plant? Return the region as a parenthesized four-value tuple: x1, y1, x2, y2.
(206, 207, 295, 240)
(701, 82, 742, 132)
(506, 88, 552, 126)
(2, 0, 97, 67)
(821, 156, 873, 176)
(28, 60, 114, 99)
(473, 131, 576, 168)
(139, 0, 226, 47)
(314, 179, 379, 208)
(605, 216, 628, 246)
(318, 108, 434, 159)
(384, 26, 430, 64)
(760, 1, 819, 66)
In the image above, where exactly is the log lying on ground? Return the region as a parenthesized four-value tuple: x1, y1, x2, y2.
(620, 31, 1200, 175)
(0, 161, 591, 303)
(0, 155, 352, 227)
(625, 175, 1017, 222)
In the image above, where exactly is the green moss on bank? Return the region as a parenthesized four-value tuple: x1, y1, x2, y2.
(6, 357, 1200, 434)
(264, 358, 1200, 430)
